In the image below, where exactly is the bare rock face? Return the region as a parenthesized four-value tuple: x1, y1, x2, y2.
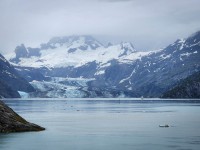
(0, 100, 45, 133)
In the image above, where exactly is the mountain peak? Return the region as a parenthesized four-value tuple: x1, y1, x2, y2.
(40, 35, 104, 51)
(119, 42, 136, 56)
(120, 42, 134, 49)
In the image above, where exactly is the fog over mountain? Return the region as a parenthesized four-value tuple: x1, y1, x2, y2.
(0, 0, 200, 54)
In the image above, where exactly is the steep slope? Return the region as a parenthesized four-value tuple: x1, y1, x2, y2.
(90, 31, 200, 97)
(0, 54, 35, 98)
(161, 71, 200, 98)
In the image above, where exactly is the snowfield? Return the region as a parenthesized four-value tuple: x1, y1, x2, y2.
(5, 36, 151, 68)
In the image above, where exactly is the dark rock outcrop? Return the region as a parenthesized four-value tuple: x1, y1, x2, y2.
(0, 100, 45, 133)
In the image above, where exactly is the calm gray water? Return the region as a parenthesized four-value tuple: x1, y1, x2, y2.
(1, 99, 200, 150)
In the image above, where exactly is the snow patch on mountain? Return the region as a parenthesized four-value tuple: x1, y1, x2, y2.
(160, 54, 171, 60)
(119, 51, 151, 64)
(119, 69, 136, 84)
(178, 39, 185, 50)
(0, 55, 8, 63)
(95, 70, 105, 75)
(180, 52, 195, 60)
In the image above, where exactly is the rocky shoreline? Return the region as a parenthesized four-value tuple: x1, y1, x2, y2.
(0, 100, 45, 133)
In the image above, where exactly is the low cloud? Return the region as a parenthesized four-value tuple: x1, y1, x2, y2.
(0, 0, 200, 54)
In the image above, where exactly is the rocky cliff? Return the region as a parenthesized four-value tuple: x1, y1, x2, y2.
(0, 100, 45, 133)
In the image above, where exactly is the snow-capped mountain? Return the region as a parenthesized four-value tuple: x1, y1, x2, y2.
(7, 35, 146, 69)
(90, 31, 200, 97)
(5, 31, 200, 98)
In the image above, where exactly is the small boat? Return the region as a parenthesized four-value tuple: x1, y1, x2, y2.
(159, 124, 169, 127)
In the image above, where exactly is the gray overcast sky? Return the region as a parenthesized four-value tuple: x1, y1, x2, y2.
(0, 0, 200, 54)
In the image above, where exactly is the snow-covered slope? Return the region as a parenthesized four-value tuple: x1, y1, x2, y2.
(6, 35, 149, 68)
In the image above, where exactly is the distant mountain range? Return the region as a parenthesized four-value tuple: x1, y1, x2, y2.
(1, 31, 200, 98)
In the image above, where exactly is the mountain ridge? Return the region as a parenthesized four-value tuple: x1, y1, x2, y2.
(3, 31, 200, 98)
(6, 35, 140, 69)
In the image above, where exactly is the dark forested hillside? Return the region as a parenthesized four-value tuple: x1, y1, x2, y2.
(161, 71, 200, 98)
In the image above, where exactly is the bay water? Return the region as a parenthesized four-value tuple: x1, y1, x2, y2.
(0, 99, 200, 150)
